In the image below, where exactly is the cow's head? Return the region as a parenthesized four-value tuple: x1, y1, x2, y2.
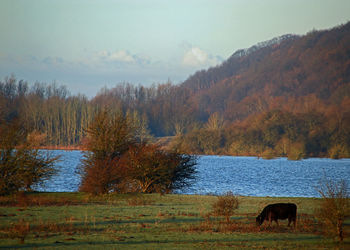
(256, 215, 263, 226)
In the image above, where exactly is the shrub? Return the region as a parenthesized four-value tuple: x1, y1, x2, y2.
(212, 191, 239, 223)
(78, 110, 135, 194)
(79, 110, 197, 194)
(119, 143, 197, 193)
(315, 178, 350, 242)
(0, 119, 59, 195)
(79, 157, 123, 194)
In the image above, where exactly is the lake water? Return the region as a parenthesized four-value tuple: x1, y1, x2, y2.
(36, 150, 350, 197)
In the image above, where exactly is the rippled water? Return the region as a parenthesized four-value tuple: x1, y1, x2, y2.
(36, 150, 350, 197)
(35, 150, 83, 193)
(183, 156, 350, 197)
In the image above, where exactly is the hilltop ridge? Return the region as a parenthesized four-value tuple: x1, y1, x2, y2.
(180, 22, 350, 121)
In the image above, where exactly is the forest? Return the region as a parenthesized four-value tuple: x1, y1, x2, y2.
(1, 22, 350, 159)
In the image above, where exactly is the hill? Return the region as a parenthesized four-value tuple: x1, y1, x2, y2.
(1, 22, 350, 157)
(173, 22, 350, 157)
(180, 22, 350, 121)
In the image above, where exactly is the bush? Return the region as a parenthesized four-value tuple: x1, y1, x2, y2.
(78, 110, 135, 194)
(212, 191, 239, 223)
(315, 178, 350, 242)
(0, 119, 59, 195)
(79, 157, 123, 194)
(119, 144, 197, 193)
(79, 110, 197, 194)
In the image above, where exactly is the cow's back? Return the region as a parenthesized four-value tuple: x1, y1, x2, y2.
(270, 203, 297, 219)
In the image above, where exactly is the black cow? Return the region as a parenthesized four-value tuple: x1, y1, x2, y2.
(256, 203, 297, 227)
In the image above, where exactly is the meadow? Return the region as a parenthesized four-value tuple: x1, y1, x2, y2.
(0, 192, 349, 249)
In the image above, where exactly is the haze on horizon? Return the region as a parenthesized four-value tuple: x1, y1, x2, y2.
(1, 0, 350, 97)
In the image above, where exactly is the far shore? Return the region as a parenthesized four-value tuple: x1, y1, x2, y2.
(37, 145, 84, 151)
(37, 146, 350, 159)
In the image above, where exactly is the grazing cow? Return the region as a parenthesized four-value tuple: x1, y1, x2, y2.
(256, 203, 297, 227)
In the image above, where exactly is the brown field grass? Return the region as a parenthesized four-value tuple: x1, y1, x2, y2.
(0, 193, 348, 249)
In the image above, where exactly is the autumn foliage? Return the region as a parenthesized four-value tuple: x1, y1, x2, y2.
(176, 107, 350, 159)
(79, 111, 196, 195)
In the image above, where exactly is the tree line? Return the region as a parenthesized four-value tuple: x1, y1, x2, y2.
(1, 74, 349, 158)
(175, 107, 350, 159)
(0, 76, 94, 146)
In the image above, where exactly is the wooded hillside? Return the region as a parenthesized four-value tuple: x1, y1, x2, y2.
(1, 22, 350, 158)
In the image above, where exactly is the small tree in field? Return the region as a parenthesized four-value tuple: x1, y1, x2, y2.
(0, 119, 58, 195)
(316, 178, 350, 242)
(79, 110, 197, 195)
(79, 110, 135, 194)
(212, 191, 239, 223)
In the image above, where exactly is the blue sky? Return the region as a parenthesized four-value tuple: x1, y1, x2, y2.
(1, 0, 350, 97)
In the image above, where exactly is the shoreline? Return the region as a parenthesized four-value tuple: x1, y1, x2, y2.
(24, 191, 323, 199)
(37, 147, 350, 159)
(37, 145, 84, 151)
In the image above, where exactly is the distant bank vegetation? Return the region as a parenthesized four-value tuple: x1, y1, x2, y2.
(1, 77, 349, 159)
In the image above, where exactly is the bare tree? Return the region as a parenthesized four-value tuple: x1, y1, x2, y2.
(316, 178, 350, 242)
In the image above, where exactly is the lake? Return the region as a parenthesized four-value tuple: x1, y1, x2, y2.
(36, 150, 350, 197)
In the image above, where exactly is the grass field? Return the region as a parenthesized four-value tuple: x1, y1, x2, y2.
(0, 192, 349, 249)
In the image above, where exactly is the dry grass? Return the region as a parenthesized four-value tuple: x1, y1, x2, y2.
(0, 192, 84, 207)
(127, 195, 155, 206)
(0, 193, 348, 249)
(1, 219, 31, 244)
(0, 217, 93, 244)
(180, 212, 320, 235)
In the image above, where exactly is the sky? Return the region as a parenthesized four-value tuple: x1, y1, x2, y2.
(1, 0, 350, 97)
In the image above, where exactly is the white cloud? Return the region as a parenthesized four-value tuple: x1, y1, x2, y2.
(183, 47, 208, 67)
(182, 44, 223, 68)
(97, 50, 135, 63)
(93, 50, 153, 67)
(109, 50, 135, 63)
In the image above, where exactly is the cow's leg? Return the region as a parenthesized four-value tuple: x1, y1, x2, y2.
(288, 216, 296, 228)
(293, 217, 296, 228)
(268, 212, 272, 227)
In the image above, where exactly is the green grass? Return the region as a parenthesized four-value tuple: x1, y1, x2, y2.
(0, 192, 349, 249)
